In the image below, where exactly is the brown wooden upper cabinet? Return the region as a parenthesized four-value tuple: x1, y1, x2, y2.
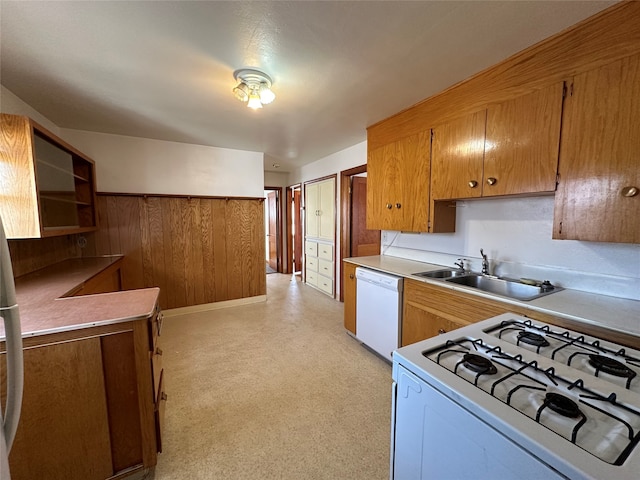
(554, 53, 640, 244)
(0, 114, 98, 239)
(431, 82, 565, 201)
(366, 131, 430, 232)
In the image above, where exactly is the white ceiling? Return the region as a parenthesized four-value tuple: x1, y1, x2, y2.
(0, 1, 616, 172)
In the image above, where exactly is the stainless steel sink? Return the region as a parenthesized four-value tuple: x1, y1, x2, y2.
(445, 274, 562, 301)
(413, 269, 468, 279)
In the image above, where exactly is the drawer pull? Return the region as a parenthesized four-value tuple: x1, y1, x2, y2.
(621, 186, 638, 197)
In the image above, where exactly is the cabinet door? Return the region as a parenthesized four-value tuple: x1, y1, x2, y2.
(554, 54, 640, 243)
(4, 338, 113, 480)
(367, 132, 430, 232)
(318, 178, 335, 240)
(402, 279, 509, 346)
(484, 82, 564, 196)
(304, 182, 319, 238)
(431, 110, 486, 200)
(367, 141, 399, 230)
(343, 262, 357, 334)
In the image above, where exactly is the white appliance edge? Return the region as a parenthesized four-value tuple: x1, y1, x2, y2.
(0, 215, 24, 479)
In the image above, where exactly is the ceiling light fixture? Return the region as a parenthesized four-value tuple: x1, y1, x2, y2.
(233, 68, 276, 110)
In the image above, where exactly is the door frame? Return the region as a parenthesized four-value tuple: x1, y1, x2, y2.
(264, 186, 283, 273)
(285, 183, 302, 275)
(339, 164, 367, 301)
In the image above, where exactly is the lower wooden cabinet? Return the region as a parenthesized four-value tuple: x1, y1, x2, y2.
(1, 305, 164, 479)
(402, 279, 509, 346)
(343, 261, 357, 334)
(72, 258, 123, 296)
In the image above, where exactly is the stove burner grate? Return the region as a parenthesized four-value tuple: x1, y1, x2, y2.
(517, 331, 550, 348)
(545, 392, 581, 418)
(588, 354, 635, 378)
(461, 353, 498, 375)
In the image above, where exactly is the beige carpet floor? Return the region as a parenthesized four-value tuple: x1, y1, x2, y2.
(153, 273, 392, 480)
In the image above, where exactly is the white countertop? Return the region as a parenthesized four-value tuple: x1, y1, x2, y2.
(346, 255, 640, 341)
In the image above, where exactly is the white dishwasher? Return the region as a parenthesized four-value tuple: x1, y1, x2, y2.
(355, 267, 403, 361)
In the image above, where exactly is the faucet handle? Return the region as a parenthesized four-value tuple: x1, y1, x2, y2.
(480, 248, 489, 275)
(454, 258, 466, 271)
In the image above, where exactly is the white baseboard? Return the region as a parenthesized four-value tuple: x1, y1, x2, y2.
(163, 295, 267, 318)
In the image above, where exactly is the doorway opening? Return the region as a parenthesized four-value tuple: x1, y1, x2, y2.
(339, 165, 381, 300)
(264, 187, 282, 274)
(285, 184, 302, 278)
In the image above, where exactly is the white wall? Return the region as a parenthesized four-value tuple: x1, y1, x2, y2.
(61, 129, 264, 197)
(384, 196, 640, 300)
(264, 171, 290, 188)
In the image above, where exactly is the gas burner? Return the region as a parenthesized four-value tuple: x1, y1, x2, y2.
(588, 355, 636, 379)
(462, 353, 497, 374)
(517, 331, 550, 348)
(544, 392, 582, 418)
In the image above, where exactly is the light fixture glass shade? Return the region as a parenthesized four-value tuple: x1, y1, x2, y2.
(233, 82, 249, 102)
(247, 90, 263, 109)
(233, 68, 275, 109)
(258, 83, 276, 104)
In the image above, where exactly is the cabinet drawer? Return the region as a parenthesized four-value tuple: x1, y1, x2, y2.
(306, 256, 318, 272)
(306, 270, 318, 286)
(305, 240, 318, 256)
(318, 243, 333, 260)
(318, 258, 333, 278)
(317, 276, 334, 295)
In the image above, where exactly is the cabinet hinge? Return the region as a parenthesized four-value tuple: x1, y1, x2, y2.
(558, 221, 563, 234)
(556, 172, 560, 187)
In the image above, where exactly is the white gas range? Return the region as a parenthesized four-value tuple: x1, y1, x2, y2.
(391, 312, 640, 480)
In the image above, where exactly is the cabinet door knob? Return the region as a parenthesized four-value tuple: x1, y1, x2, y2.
(621, 186, 638, 197)
(395, 203, 401, 209)
(468, 180, 478, 188)
(386, 203, 393, 209)
(349, 273, 354, 279)
(438, 329, 447, 335)
(486, 177, 497, 186)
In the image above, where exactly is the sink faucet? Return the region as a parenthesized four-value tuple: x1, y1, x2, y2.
(480, 248, 489, 275)
(454, 258, 466, 272)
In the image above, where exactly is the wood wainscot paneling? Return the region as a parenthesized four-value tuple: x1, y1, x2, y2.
(8, 235, 81, 278)
(92, 193, 266, 310)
